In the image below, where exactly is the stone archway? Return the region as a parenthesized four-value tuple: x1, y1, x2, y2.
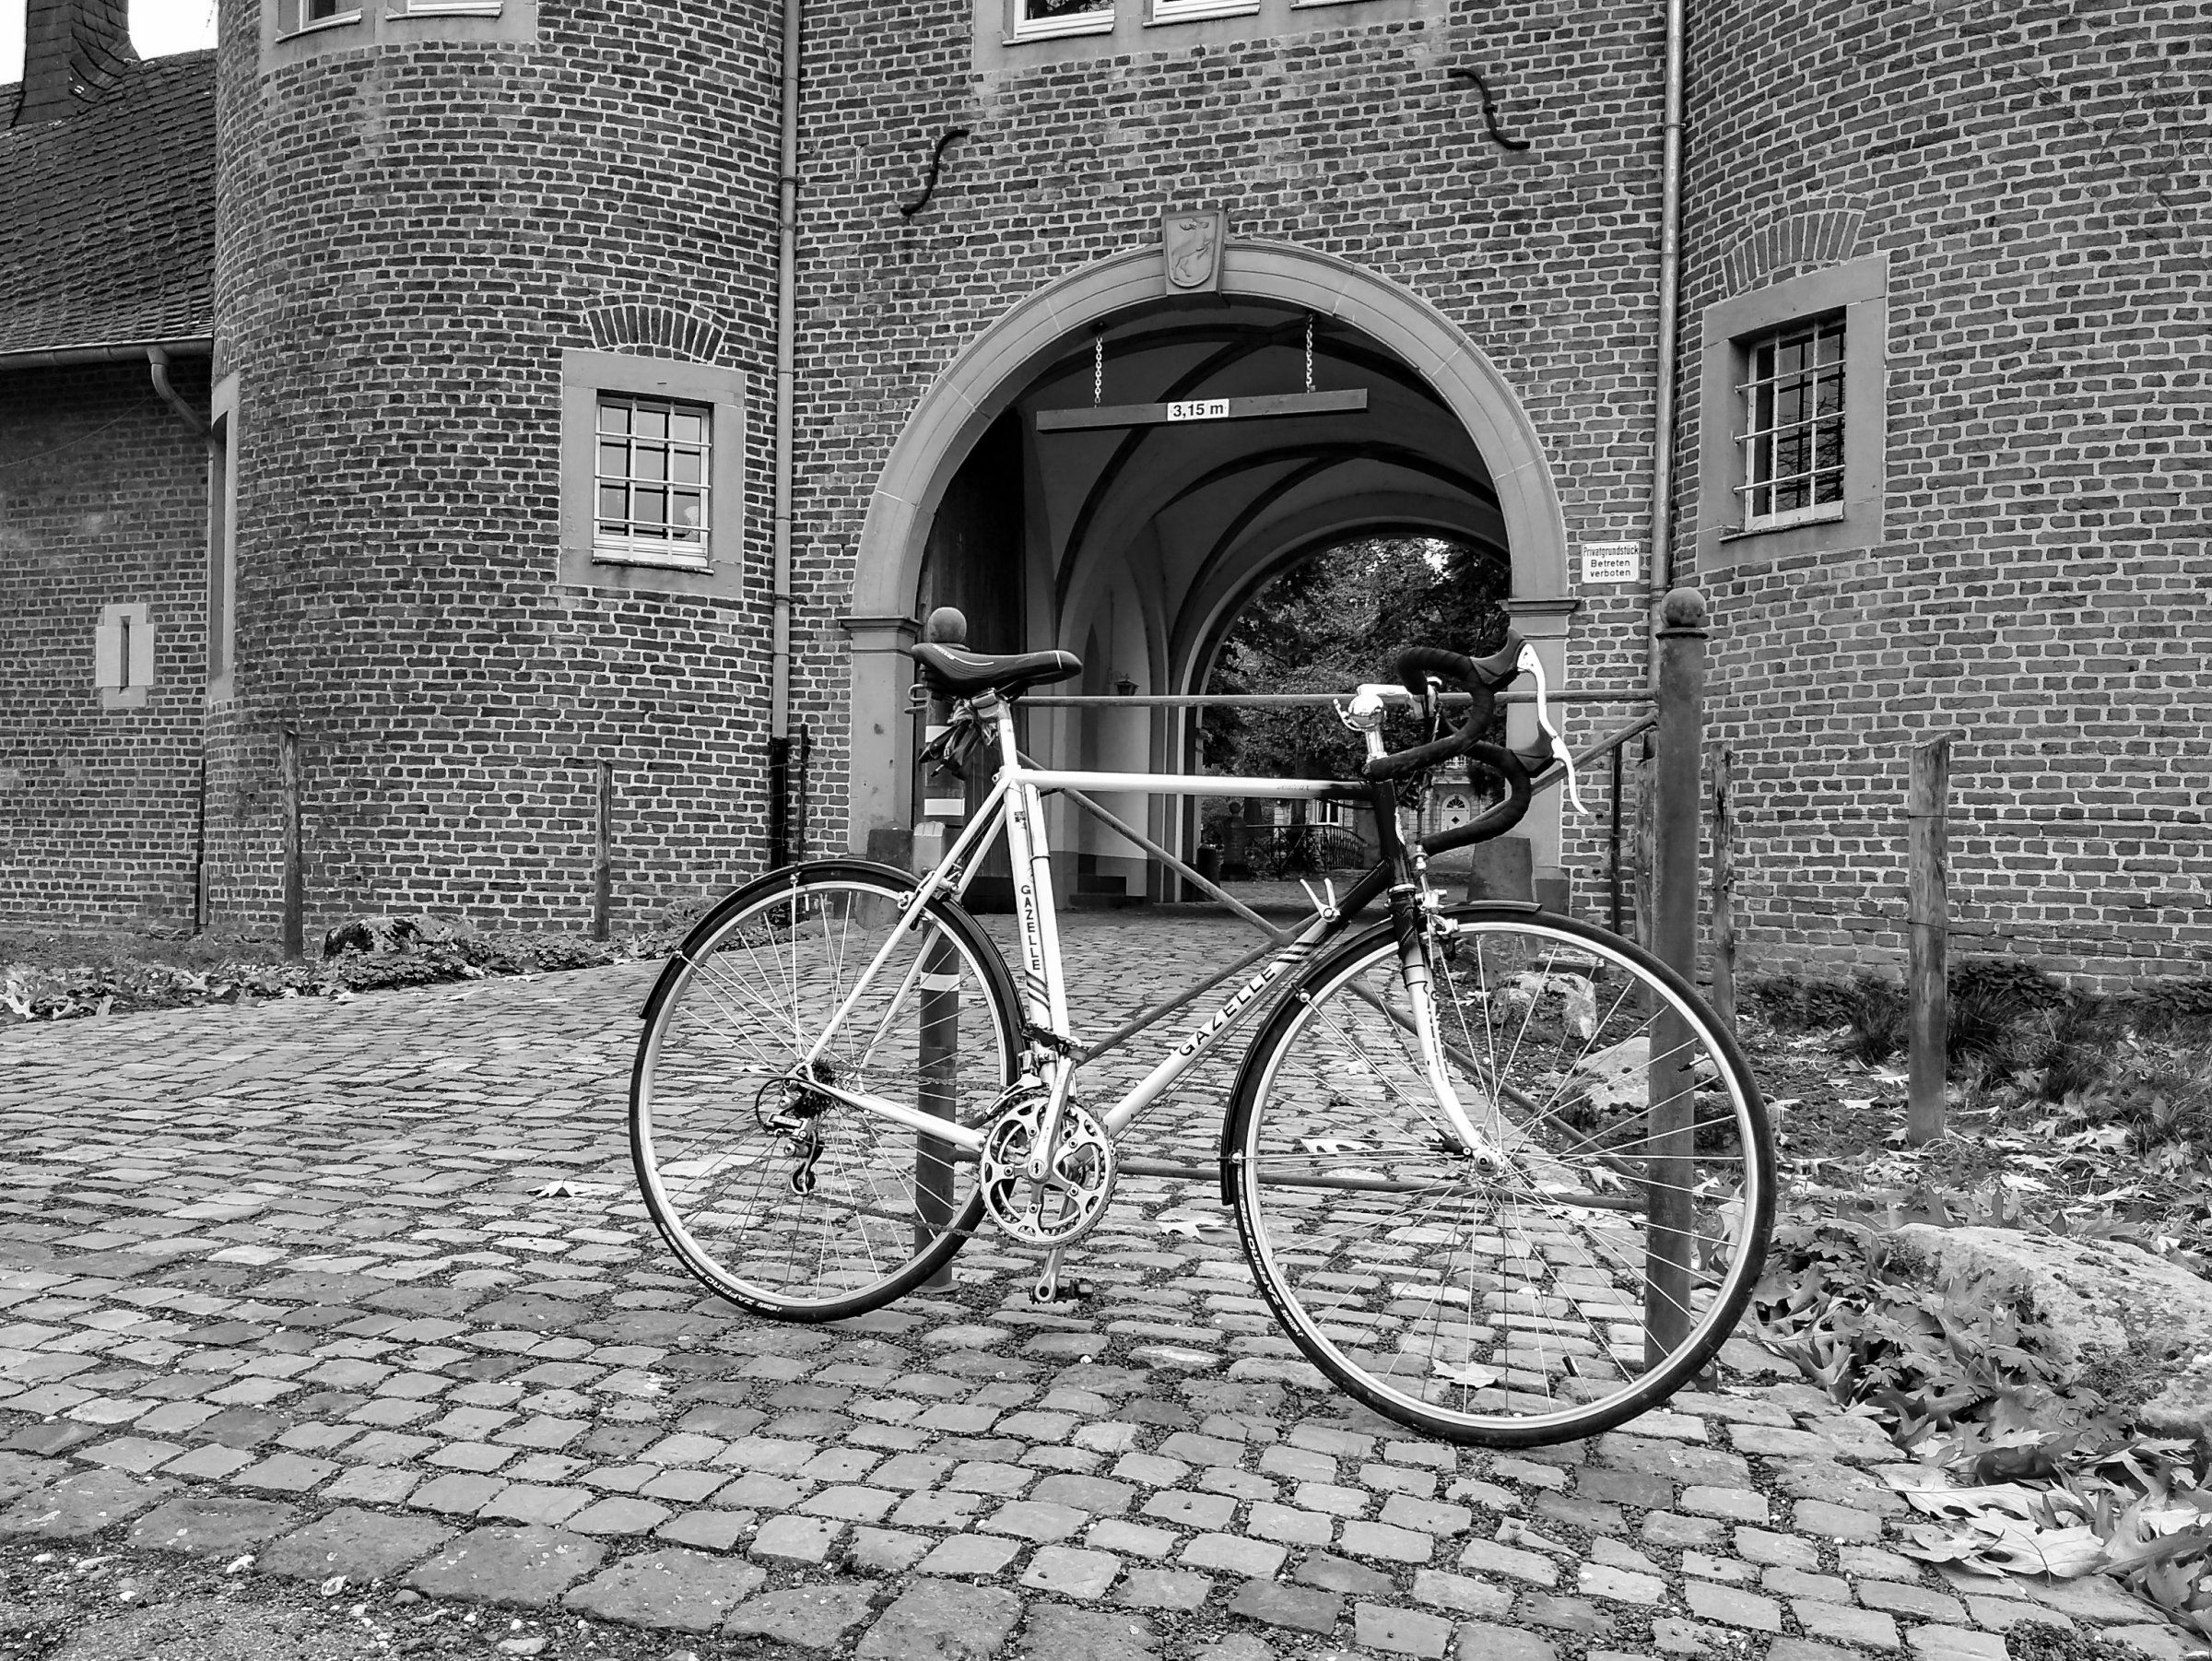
(841, 239, 1572, 854)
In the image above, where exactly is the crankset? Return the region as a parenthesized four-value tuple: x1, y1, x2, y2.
(979, 1090, 1117, 1248)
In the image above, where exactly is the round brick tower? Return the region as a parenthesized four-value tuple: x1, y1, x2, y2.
(1678, 0, 2212, 984)
(208, 0, 782, 940)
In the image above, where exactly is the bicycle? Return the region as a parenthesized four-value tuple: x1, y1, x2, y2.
(629, 632, 1773, 1446)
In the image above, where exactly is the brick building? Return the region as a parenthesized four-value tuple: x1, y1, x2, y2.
(2, 0, 2206, 985)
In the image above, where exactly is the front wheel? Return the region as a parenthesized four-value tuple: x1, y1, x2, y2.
(630, 860, 1022, 1321)
(1227, 907, 1772, 1445)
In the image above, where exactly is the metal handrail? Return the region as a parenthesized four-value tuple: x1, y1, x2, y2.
(1023, 689, 1651, 708)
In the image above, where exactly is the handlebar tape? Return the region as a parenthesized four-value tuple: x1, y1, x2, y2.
(1362, 634, 1526, 782)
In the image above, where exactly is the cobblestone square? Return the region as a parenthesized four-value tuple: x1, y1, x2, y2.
(0, 912, 2189, 1658)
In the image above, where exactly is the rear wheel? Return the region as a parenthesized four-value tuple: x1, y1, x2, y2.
(1228, 906, 1772, 1444)
(630, 861, 1021, 1320)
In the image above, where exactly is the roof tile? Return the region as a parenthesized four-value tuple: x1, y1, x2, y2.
(0, 52, 215, 357)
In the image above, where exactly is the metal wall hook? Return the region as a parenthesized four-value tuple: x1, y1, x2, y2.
(900, 127, 974, 218)
(1448, 68, 1531, 153)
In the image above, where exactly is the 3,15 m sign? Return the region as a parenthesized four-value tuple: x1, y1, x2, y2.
(1037, 389, 1369, 433)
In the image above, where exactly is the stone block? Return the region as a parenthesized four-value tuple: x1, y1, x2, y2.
(562, 1547, 769, 1633)
(1014, 1606, 1159, 1660)
(125, 1496, 298, 1557)
(917, 1532, 1021, 1577)
(1683, 1580, 1782, 1632)
(1180, 1533, 1285, 1578)
(1020, 1545, 1122, 1599)
(0, 1467, 171, 1538)
(1115, 1568, 1214, 1611)
(565, 1495, 670, 1536)
(1357, 1603, 1454, 1658)
(857, 1582, 1023, 1661)
(263, 1505, 453, 1583)
(406, 1525, 606, 1608)
(1411, 1569, 1512, 1617)
(1454, 1619, 1558, 1661)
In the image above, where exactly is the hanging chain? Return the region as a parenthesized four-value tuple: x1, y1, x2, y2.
(1304, 314, 1314, 395)
(1093, 328, 1103, 407)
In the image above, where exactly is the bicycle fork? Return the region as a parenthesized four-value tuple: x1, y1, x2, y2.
(1388, 888, 1502, 1169)
(1353, 706, 1501, 1170)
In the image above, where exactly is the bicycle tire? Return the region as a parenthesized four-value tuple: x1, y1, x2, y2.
(1225, 905, 1773, 1445)
(630, 859, 1021, 1321)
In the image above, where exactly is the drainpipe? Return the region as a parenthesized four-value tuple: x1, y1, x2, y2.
(146, 344, 220, 936)
(0, 337, 209, 372)
(766, 0, 803, 866)
(1645, 0, 1687, 691)
(147, 345, 208, 437)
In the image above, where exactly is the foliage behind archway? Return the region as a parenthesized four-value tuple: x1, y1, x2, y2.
(1196, 535, 1510, 866)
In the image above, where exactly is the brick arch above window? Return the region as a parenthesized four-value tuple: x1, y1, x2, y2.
(1722, 206, 1866, 297)
(584, 303, 729, 367)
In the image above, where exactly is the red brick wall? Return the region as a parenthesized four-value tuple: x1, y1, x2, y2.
(199, 0, 1679, 938)
(791, 0, 1672, 892)
(163, 0, 2206, 986)
(206, 1, 783, 937)
(1679, 0, 2212, 988)
(0, 361, 210, 928)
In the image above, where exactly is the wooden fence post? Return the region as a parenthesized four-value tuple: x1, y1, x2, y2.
(914, 606, 968, 1286)
(279, 727, 304, 960)
(1907, 734, 1955, 1147)
(1631, 750, 1656, 953)
(1710, 741, 1736, 1031)
(593, 761, 614, 942)
(1645, 586, 1707, 1373)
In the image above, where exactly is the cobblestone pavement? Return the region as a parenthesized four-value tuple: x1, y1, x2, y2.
(0, 909, 2193, 1660)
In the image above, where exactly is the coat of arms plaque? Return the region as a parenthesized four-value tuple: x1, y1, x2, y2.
(1161, 209, 1225, 294)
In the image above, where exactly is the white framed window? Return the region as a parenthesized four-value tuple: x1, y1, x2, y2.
(594, 395, 712, 569)
(95, 604, 155, 712)
(559, 348, 747, 599)
(1738, 312, 1845, 531)
(981, 0, 1418, 68)
(276, 0, 362, 36)
(1011, 0, 1113, 39)
(266, 0, 530, 66)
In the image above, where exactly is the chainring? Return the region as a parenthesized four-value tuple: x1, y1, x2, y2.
(979, 1092, 1116, 1247)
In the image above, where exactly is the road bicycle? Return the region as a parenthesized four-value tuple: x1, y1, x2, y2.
(629, 633, 1773, 1446)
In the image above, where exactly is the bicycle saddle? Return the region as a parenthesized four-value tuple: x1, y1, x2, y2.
(907, 643, 1083, 698)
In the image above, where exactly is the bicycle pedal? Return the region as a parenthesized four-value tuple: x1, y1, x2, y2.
(1030, 1274, 1093, 1304)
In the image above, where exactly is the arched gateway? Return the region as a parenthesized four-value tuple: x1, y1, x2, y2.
(841, 240, 1576, 875)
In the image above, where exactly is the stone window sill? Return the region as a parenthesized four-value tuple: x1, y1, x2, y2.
(1719, 502, 1846, 543)
(593, 545, 712, 572)
(1147, 0, 1260, 23)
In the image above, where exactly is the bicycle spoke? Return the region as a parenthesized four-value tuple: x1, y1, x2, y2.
(633, 868, 1016, 1319)
(1233, 910, 1771, 1445)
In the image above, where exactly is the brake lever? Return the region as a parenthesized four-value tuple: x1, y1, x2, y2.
(1516, 643, 1587, 817)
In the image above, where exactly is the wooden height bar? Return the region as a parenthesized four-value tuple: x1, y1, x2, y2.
(1037, 389, 1369, 432)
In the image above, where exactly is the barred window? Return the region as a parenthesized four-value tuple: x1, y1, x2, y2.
(595, 395, 711, 567)
(1738, 313, 1844, 529)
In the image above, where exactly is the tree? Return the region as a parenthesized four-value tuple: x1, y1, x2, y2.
(1201, 535, 1510, 784)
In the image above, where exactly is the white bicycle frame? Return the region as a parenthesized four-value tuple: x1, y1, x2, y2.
(793, 687, 1493, 1162)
